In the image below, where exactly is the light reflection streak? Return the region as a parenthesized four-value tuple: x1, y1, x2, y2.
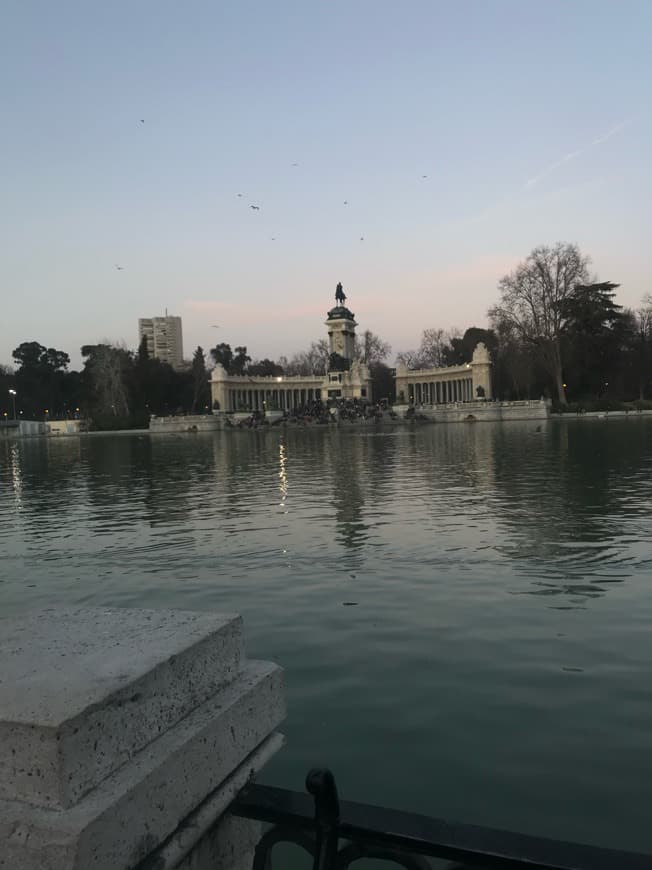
(278, 442, 288, 512)
(9, 443, 23, 508)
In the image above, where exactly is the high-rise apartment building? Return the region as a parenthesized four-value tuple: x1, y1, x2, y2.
(138, 314, 184, 370)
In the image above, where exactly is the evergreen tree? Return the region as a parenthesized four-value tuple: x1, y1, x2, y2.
(190, 346, 209, 413)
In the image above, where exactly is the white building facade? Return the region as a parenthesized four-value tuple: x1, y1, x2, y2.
(138, 314, 184, 370)
(394, 342, 493, 404)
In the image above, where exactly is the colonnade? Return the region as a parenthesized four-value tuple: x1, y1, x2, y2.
(227, 386, 322, 412)
(410, 377, 474, 404)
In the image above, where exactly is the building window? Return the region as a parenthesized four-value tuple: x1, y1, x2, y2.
(361, 388, 367, 397)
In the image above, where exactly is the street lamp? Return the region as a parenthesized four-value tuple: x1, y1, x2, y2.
(8, 389, 16, 420)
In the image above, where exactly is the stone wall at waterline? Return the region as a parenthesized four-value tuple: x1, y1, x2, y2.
(150, 414, 222, 433)
(395, 399, 551, 424)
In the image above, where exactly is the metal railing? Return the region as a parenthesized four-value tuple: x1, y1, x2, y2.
(232, 768, 651, 870)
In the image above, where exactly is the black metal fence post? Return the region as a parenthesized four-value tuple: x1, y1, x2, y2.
(306, 768, 340, 870)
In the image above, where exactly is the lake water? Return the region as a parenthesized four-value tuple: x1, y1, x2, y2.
(2, 419, 652, 853)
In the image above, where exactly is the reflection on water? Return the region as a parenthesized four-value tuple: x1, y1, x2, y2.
(2, 420, 652, 852)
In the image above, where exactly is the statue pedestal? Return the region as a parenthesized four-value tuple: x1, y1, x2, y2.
(0, 608, 285, 870)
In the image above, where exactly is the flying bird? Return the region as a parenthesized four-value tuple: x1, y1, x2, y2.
(421, 175, 428, 179)
(271, 237, 276, 241)
(114, 264, 124, 270)
(343, 200, 348, 205)
(139, 119, 145, 124)
(359, 236, 364, 241)
(250, 205, 260, 210)
(292, 162, 299, 167)
(210, 324, 220, 329)
(236, 193, 243, 197)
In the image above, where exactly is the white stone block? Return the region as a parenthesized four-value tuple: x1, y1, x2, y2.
(0, 608, 244, 810)
(0, 660, 284, 870)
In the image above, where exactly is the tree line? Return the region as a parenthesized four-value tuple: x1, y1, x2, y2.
(396, 242, 652, 408)
(0, 338, 211, 429)
(0, 329, 396, 426)
(3, 242, 650, 424)
(490, 243, 652, 406)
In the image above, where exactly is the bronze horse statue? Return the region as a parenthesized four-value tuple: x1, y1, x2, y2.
(335, 282, 347, 305)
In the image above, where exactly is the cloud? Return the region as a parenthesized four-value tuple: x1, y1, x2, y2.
(524, 118, 631, 189)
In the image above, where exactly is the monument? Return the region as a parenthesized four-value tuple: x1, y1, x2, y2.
(211, 283, 372, 412)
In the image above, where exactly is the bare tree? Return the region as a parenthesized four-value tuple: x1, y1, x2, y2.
(638, 294, 652, 336)
(283, 340, 330, 375)
(306, 339, 330, 374)
(490, 314, 537, 399)
(396, 328, 457, 369)
(354, 330, 391, 365)
(418, 328, 449, 367)
(633, 294, 652, 399)
(82, 343, 130, 416)
(395, 348, 423, 369)
(489, 242, 591, 404)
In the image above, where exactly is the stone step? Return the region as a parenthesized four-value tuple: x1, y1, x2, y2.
(0, 607, 244, 809)
(0, 659, 285, 870)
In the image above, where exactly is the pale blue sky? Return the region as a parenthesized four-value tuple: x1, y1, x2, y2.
(2, 0, 651, 368)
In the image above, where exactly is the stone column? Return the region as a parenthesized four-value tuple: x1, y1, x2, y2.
(394, 362, 409, 405)
(210, 364, 229, 413)
(471, 343, 493, 399)
(0, 608, 285, 870)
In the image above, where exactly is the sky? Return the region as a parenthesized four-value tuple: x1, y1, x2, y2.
(2, 0, 651, 369)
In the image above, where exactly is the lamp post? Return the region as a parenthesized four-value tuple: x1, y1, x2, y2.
(8, 389, 16, 420)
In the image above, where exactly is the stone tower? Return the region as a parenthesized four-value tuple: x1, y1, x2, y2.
(471, 342, 492, 399)
(326, 283, 357, 362)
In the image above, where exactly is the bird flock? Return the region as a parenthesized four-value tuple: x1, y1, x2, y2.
(233, 163, 429, 245)
(113, 121, 430, 268)
(237, 161, 368, 245)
